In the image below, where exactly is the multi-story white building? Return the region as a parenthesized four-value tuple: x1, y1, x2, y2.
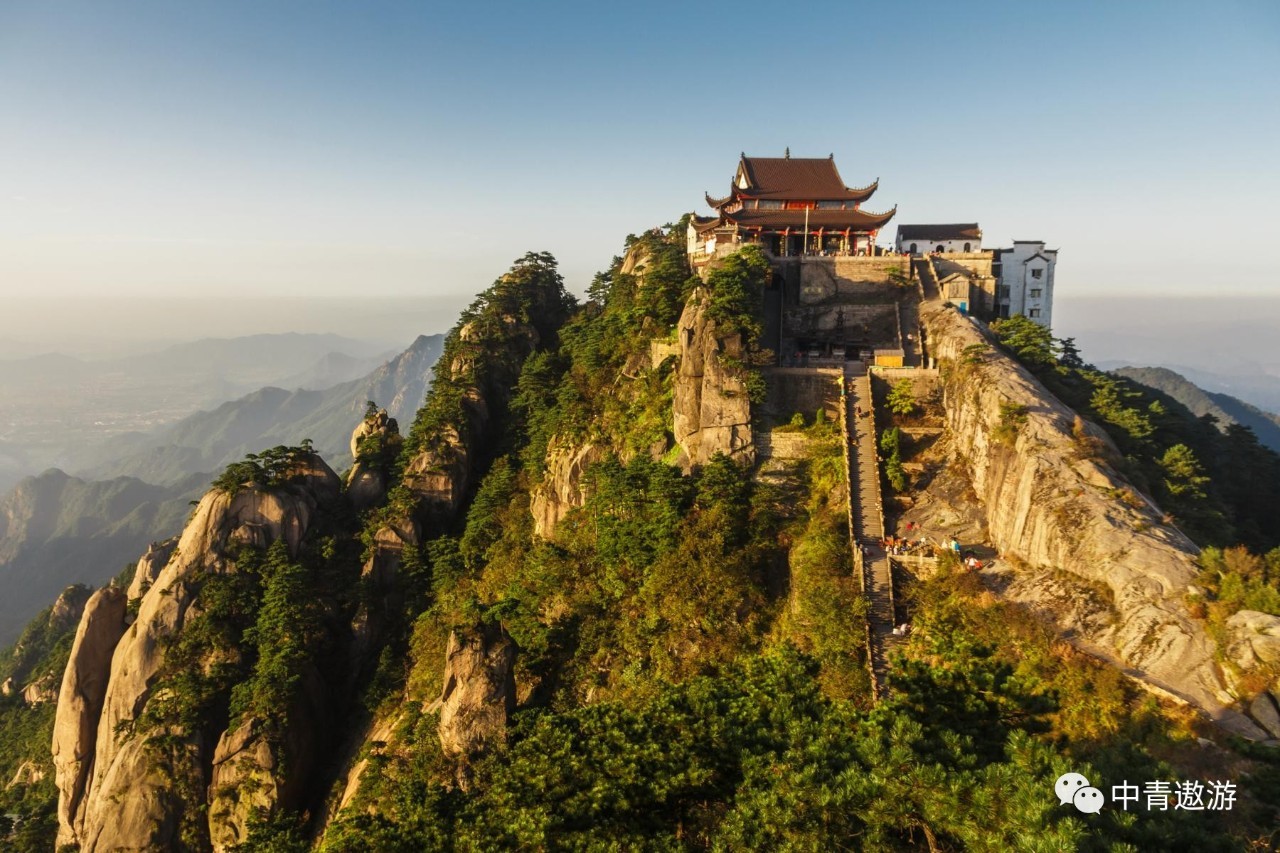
(993, 241, 1057, 327)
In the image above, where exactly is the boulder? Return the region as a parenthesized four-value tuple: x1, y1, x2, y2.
(1225, 609, 1280, 671)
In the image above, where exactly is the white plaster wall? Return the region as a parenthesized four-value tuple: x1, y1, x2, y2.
(894, 235, 982, 253)
(996, 242, 1057, 328)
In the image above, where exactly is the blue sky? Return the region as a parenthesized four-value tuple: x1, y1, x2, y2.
(1, 0, 1278, 318)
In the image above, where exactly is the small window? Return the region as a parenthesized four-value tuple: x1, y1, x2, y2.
(1030, 288, 1042, 298)
(1028, 308, 1042, 318)
(1031, 268, 1044, 280)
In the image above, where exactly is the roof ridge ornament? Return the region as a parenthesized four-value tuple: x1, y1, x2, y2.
(784, 147, 790, 159)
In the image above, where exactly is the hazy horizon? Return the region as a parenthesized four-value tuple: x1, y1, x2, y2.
(3, 292, 1279, 399)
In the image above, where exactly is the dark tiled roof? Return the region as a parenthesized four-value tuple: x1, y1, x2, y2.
(724, 206, 897, 231)
(737, 156, 878, 202)
(895, 223, 981, 241)
(691, 215, 721, 233)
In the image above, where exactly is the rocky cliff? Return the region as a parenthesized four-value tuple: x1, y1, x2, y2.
(673, 289, 754, 470)
(530, 438, 604, 539)
(52, 454, 343, 851)
(346, 406, 401, 511)
(921, 304, 1273, 736)
(437, 622, 517, 789)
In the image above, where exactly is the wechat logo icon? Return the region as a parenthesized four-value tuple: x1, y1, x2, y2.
(1056, 772, 1105, 814)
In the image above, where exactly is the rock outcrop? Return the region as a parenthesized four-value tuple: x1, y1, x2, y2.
(8, 760, 45, 788)
(21, 674, 58, 704)
(54, 454, 341, 852)
(207, 670, 327, 850)
(1226, 609, 1280, 670)
(530, 439, 604, 539)
(127, 537, 178, 603)
(345, 406, 401, 510)
(922, 303, 1263, 735)
(52, 585, 127, 850)
(673, 290, 754, 469)
(438, 622, 517, 788)
(5, 584, 92, 704)
(48, 584, 94, 631)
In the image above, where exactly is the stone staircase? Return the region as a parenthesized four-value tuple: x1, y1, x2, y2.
(913, 256, 941, 301)
(842, 370, 898, 698)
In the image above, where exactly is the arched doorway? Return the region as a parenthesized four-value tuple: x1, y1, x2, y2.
(963, 242, 971, 252)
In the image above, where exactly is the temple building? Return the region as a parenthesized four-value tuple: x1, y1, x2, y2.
(688, 152, 897, 265)
(688, 152, 907, 368)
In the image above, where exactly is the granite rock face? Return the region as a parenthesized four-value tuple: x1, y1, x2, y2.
(1226, 609, 1280, 671)
(438, 622, 517, 788)
(53, 455, 341, 852)
(673, 290, 754, 469)
(127, 537, 178, 604)
(346, 406, 401, 510)
(530, 439, 604, 539)
(207, 670, 326, 851)
(922, 304, 1263, 733)
(51, 585, 127, 850)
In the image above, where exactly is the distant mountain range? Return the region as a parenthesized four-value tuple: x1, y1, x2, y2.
(0, 469, 205, 645)
(75, 333, 443, 484)
(0, 333, 443, 644)
(0, 332, 404, 493)
(1114, 366, 1280, 452)
(0, 332, 395, 396)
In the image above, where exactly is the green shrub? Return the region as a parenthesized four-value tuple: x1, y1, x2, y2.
(993, 402, 1029, 446)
